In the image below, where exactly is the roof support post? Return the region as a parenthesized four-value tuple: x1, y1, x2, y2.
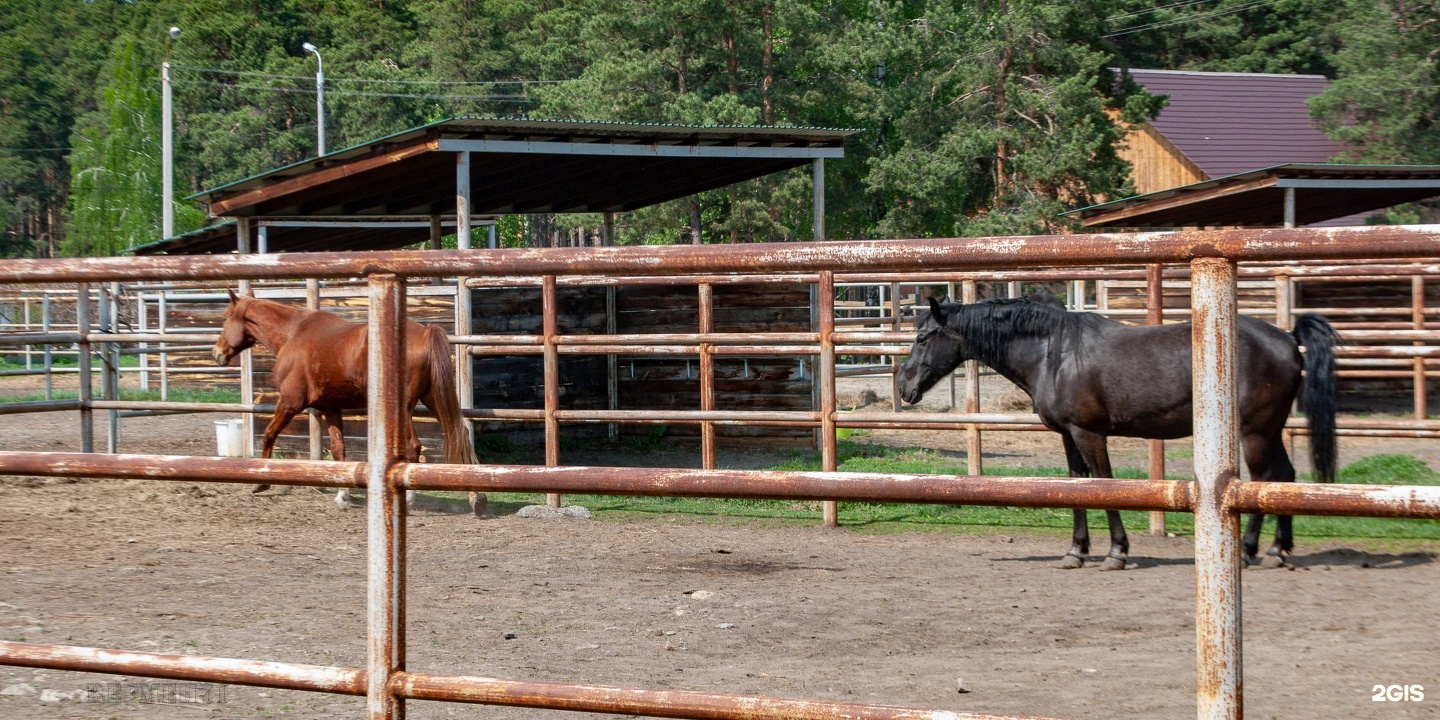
(257, 225, 269, 254)
(1283, 187, 1296, 228)
(454, 154, 475, 445)
(456, 151, 472, 249)
(812, 159, 826, 241)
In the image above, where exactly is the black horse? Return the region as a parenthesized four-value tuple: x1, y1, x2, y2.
(897, 293, 1339, 570)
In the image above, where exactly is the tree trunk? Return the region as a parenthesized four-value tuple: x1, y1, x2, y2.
(761, 1, 775, 124)
(687, 198, 703, 244)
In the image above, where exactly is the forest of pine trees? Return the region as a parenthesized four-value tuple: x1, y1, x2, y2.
(1, 0, 1436, 257)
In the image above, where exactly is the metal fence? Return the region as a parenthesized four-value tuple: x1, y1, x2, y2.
(2, 226, 1440, 720)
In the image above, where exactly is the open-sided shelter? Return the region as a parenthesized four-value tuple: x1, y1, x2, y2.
(136, 118, 855, 454)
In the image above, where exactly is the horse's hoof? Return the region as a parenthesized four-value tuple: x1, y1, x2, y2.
(1059, 554, 1085, 569)
(1099, 556, 1127, 571)
(250, 484, 271, 494)
(470, 495, 492, 519)
(1260, 554, 1288, 569)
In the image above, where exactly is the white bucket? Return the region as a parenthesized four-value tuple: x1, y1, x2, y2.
(215, 419, 245, 457)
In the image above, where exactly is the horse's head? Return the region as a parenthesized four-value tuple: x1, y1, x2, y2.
(212, 289, 256, 366)
(897, 297, 967, 405)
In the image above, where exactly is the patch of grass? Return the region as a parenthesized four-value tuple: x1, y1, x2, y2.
(477, 442, 1438, 543)
(0, 387, 241, 405)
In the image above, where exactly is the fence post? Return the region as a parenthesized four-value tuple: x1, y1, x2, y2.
(543, 274, 562, 508)
(818, 270, 838, 527)
(77, 284, 93, 453)
(1191, 257, 1242, 720)
(963, 280, 982, 476)
(1413, 275, 1427, 420)
(366, 273, 407, 720)
(1147, 263, 1166, 536)
(699, 283, 717, 470)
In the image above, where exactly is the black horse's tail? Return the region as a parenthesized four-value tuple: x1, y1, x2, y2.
(1293, 314, 1340, 483)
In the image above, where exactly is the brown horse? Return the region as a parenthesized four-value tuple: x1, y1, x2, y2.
(211, 290, 485, 516)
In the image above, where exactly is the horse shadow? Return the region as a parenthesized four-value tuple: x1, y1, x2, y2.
(1287, 547, 1436, 570)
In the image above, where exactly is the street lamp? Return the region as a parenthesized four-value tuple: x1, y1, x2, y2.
(162, 26, 180, 238)
(302, 42, 325, 156)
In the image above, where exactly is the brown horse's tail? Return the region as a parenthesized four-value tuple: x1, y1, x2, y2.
(424, 325, 478, 465)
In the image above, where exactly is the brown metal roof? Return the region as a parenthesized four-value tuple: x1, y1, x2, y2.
(1128, 69, 1348, 178)
(1066, 164, 1440, 228)
(191, 117, 850, 218)
(128, 218, 485, 256)
(136, 118, 852, 255)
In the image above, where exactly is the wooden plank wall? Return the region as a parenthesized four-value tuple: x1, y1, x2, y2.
(472, 283, 815, 449)
(1115, 123, 1209, 196)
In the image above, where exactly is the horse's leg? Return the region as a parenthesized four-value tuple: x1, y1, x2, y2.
(1059, 433, 1092, 569)
(403, 413, 422, 509)
(1243, 432, 1296, 568)
(251, 402, 301, 494)
(322, 410, 358, 508)
(1071, 431, 1128, 571)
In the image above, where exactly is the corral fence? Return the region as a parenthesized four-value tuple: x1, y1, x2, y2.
(1, 227, 1440, 720)
(6, 258, 1440, 516)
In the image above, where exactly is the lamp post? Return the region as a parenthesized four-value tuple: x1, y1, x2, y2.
(162, 26, 179, 238)
(302, 42, 325, 156)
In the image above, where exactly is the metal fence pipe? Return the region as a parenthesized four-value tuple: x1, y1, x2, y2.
(0, 331, 83, 345)
(832, 331, 915, 343)
(841, 411, 1044, 425)
(391, 671, 1051, 720)
(396, 463, 1195, 512)
(0, 641, 365, 696)
(365, 273, 407, 720)
(1227, 482, 1440, 519)
(709, 345, 820, 356)
(1337, 346, 1440, 358)
(841, 421, 1050, 432)
(450, 334, 543, 346)
(556, 410, 820, 423)
(89, 400, 257, 413)
(84, 332, 218, 343)
(1190, 257, 1242, 720)
(0, 400, 83, 415)
(6, 227, 1440, 284)
(465, 273, 821, 288)
(0, 451, 362, 487)
(557, 332, 821, 345)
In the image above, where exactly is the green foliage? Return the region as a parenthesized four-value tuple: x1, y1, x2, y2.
(64, 33, 163, 256)
(5, 0, 1439, 257)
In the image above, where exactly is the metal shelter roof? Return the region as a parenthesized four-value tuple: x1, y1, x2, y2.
(137, 118, 852, 255)
(1065, 164, 1440, 229)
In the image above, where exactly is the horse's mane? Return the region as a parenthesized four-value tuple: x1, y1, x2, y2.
(948, 297, 1086, 367)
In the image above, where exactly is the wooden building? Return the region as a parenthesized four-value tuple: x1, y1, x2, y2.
(1117, 70, 1348, 196)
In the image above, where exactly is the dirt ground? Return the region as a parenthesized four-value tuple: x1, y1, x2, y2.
(1, 373, 1438, 719)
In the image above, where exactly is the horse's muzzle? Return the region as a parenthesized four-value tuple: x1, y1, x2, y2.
(212, 345, 233, 366)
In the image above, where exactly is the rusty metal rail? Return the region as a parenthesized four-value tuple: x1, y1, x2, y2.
(4, 226, 1440, 720)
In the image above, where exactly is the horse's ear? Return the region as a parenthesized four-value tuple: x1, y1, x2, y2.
(929, 296, 945, 318)
(227, 289, 239, 304)
(1027, 287, 1064, 308)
